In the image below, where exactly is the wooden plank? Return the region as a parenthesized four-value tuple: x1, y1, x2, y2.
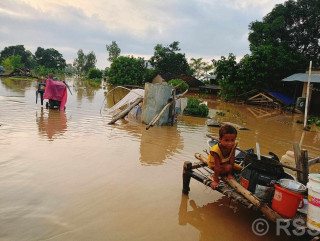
(293, 142, 303, 182)
(248, 93, 263, 101)
(309, 156, 320, 167)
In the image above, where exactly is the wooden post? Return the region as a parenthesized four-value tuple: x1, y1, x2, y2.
(293, 142, 309, 185)
(293, 142, 303, 182)
(300, 149, 309, 185)
(171, 88, 176, 126)
(183, 161, 192, 194)
(304, 61, 312, 129)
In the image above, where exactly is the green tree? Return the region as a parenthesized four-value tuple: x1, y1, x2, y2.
(213, 0, 319, 98)
(1, 55, 24, 70)
(108, 56, 147, 86)
(190, 58, 214, 80)
(167, 78, 189, 94)
(73, 50, 97, 76)
(73, 49, 86, 75)
(35, 47, 66, 70)
(212, 53, 240, 98)
(83, 51, 97, 74)
(190, 58, 206, 79)
(248, 0, 320, 65)
(149, 41, 192, 75)
(106, 41, 121, 62)
(87, 68, 102, 79)
(0, 45, 35, 68)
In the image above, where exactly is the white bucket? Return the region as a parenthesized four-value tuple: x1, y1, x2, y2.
(307, 174, 320, 231)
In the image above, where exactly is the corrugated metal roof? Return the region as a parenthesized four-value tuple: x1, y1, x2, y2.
(282, 73, 320, 83)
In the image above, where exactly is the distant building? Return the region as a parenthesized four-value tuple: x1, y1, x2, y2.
(282, 70, 320, 114)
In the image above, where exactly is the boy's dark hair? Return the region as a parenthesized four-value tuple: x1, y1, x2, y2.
(219, 124, 237, 138)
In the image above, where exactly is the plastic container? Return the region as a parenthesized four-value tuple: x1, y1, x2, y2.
(278, 179, 306, 194)
(307, 174, 320, 231)
(280, 151, 296, 178)
(296, 97, 306, 112)
(272, 184, 304, 218)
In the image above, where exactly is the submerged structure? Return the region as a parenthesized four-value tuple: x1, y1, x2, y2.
(106, 83, 188, 128)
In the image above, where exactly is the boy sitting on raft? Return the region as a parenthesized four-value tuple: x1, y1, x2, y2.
(207, 124, 237, 190)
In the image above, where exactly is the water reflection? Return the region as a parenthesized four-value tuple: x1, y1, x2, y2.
(247, 106, 282, 119)
(139, 126, 183, 165)
(0, 77, 32, 94)
(179, 194, 263, 241)
(36, 108, 67, 140)
(114, 123, 184, 165)
(73, 78, 101, 102)
(104, 86, 132, 109)
(178, 194, 302, 241)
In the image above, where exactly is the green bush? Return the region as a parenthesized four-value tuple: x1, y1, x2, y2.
(32, 65, 63, 76)
(1, 55, 24, 70)
(108, 56, 147, 86)
(168, 78, 189, 94)
(87, 68, 102, 79)
(183, 98, 209, 117)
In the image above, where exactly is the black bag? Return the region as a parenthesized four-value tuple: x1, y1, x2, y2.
(241, 153, 286, 193)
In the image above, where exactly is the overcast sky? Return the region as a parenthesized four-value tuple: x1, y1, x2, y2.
(0, 0, 286, 69)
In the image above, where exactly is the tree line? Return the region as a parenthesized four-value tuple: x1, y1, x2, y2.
(105, 0, 319, 98)
(1, 0, 319, 98)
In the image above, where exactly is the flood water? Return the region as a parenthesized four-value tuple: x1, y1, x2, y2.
(0, 77, 319, 241)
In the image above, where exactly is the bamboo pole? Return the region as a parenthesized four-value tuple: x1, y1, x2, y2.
(108, 98, 143, 124)
(146, 101, 173, 130)
(304, 61, 312, 129)
(222, 177, 260, 207)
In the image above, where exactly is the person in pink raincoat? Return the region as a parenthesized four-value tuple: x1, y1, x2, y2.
(43, 73, 68, 110)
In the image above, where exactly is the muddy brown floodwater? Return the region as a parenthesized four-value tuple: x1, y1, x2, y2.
(0, 77, 319, 241)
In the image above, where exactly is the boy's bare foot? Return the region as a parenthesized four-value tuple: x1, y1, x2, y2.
(210, 181, 219, 190)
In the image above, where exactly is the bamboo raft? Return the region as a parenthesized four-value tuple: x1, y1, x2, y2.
(182, 147, 320, 238)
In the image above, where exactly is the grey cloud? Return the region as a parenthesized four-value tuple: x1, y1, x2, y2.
(0, 0, 284, 68)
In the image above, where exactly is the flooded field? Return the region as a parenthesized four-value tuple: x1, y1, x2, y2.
(0, 77, 319, 241)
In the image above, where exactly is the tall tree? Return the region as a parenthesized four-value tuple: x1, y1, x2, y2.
(190, 58, 214, 80)
(213, 0, 319, 98)
(106, 41, 121, 62)
(83, 51, 97, 73)
(73, 50, 97, 76)
(149, 41, 192, 75)
(73, 49, 86, 75)
(248, 0, 320, 65)
(0, 45, 35, 68)
(35, 47, 66, 70)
